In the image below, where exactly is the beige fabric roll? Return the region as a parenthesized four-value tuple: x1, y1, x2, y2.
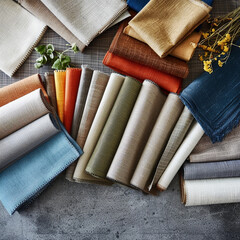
(130, 93, 184, 190)
(107, 80, 166, 186)
(73, 73, 125, 183)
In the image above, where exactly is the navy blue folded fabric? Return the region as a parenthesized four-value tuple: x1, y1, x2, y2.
(180, 40, 240, 143)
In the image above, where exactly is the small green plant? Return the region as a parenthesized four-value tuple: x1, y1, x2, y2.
(34, 43, 79, 70)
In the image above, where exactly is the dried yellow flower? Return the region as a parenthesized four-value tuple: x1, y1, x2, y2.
(199, 55, 204, 61)
(212, 28, 215, 32)
(223, 46, 229, 52)
(218, 60, 224, 67)
(201, 32, 209, 39)
(203, 60, 213, 74)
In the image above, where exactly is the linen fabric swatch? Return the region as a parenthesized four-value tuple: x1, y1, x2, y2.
(130, 93, 183, 190)
(103, 51, 182, 93)
(0, 114, 60, 172)
(127, 0, 149, 12)
(86, 77, 141, 179)
(0, 89, 51, 139)
(0, 0, 47, 76)
(180, 41, 240, 143)
(128, 0, 211, 58)
(109, 19, 189, 78)
(41, 0, 127, 46)
(71, 65, 93, 139)
(54, 70, 66, 122)
(107, 80, 166, 186)
(157, 122, 204, 191)
(64, 68, 81, 133)
(0, 74, 48, 107)
(73, 73, 125, 183)
(0, 120, 82, 215)
(182, 178, 240, 206)
(183, 160, 240, 180)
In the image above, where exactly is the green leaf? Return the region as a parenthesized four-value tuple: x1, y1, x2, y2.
(34, 62, 43, 69)
(52, 59, 62, 70)
(46, 49, 53, 55)
(42, 55, 48, 64)
(34, 45, 46, 54)
(36, 56, 43, 63)
(61, 55, 71, 65)
(71, 43, 79, 53)
(47, 44, 54, 51)
(49, 53, 54, 59)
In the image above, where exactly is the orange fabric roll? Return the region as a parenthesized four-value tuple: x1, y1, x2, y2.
(54, 70, 66, 122)
(103, 51, 182, 93)
(64, 68, 81, 133)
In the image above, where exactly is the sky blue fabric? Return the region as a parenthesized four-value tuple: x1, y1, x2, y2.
(0, 120, 83, 215)
(180, 39, 240, 143)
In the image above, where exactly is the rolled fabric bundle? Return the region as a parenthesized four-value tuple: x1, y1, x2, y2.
(64, 68, 81, 133)
(182, 178, 240, 206)
(65, 71, 109, 181)
(85, 77, 141, 179)
(103, 51, 182, 93)
(0, 114, 60, 172)
(180, 41, 240, 143)
(157, 122, 204, 190)
(73, 73, 124, 183)
(107, 80, 166, 186)
(0, 89, 51, 139)
(54, 70, 66, 122)
(183, 160, 240, 180)
(44, 72, 58, 111)
(130, 93, 184, 190)
(0, 74, 48, 107)
(71, 65, 93, 139)
(149, 107, 193, 190)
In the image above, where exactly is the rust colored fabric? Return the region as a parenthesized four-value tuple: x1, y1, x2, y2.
(64, 68, 81, 133)
(103, 51, 182, 93)
(0, 74, 48, 107)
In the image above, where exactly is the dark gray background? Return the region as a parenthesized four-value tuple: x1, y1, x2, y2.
(1, 1, 240, 239)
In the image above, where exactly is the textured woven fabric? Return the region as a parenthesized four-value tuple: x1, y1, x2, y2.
(157, 122, 204, 190)
(180, 41, 240, 143)
(0, 0, 46, 76)
(41, 0, 127, 46)
(109, 19, 189, 78)
(0, 119, 82, 215)
(130, 93, 183, 190)
(64, 68, 81, 133)
(103, 51, 182, 93)
(0, 89, 51, 139)
(0, 114, 60, 172)
(86, 77, 141, 179)
(128, 0, 211, 58)
(182, 178, 240, 206)
(0, 74, 48, 107)
(71, 65, 93, 139)
(54, 70, 66, 122)
(107, 80, 166, 186)
(183, 160, 240, 180)
(127, 0, 149, 12)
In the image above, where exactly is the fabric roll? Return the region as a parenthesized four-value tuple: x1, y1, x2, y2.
(65, 71, 109, 181)
(41, 0, 127, 46)
(157, 122, 204, 191)
(64, 68, 81, 133)
(127, 0, 149, 12)
(128, 0, 211, 58)
(149, 107, 194, 189)
(190, 125, 240, 163)
(0, 74, 48, 107)
(183, 160, 240, 180)
(103, 51, 182, 93)
(0, 89, 51, 139)
(71, 65, 93, 139)
(0, 114, 60, 172)
(44, 72, 58, 111)
(54, 70, 66, 122)
(182, 178, 240, 206)
(0, 120, 82, 215)
(107, 80, 166, 186)
(130, 93, 183, 190)
(109, 19, 189, 78)
(86, 77, 141, 179)
(73, 73, 125, 183)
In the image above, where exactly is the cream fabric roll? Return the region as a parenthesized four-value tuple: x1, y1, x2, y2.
(157, 122, 204, 190)
(130, 93, 183, 190)
(107, 80, 166, 186)
(73, 73, 125, 183)
(182, 178, 240, 206)
(0, 114, 60, 172)
(0, 89, 51, 139)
